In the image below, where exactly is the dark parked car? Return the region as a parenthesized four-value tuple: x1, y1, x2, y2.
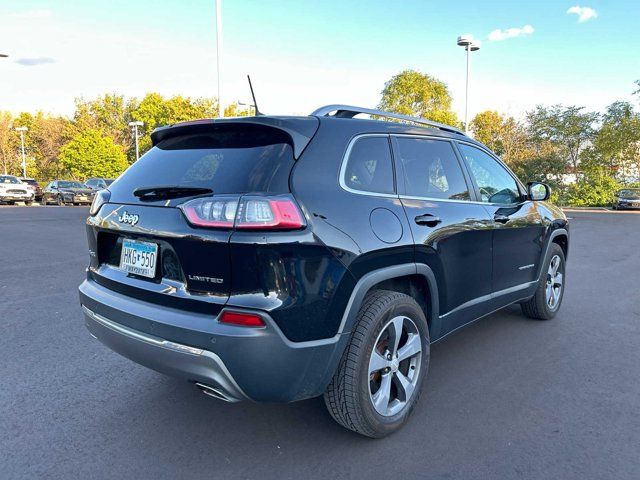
(43, 180, 95, 206)
(613, 188, 640, 210)
(79, 105, 569, 437)
(85, 177, 115, 191)
(19, 177, 43, 202)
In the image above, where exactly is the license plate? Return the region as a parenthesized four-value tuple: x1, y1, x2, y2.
(120, 239, 158, 278)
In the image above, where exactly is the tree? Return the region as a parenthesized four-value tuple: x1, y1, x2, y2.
(564, 167, 621, 207)
(592, 101, 640, 181)
(59, 129, 128, 179)
(526, 105, 599, 174)
(223, 102, 252, 118)
(29, 113, 69, 179)
(0, 112, 19, 175)
(71, 94, 135, 148)
(378, 70, 459, 126)
(470, 111, 528, 162)
(129, 93, 219, 160)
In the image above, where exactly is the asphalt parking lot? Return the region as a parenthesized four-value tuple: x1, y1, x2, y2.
(1, 207, 639, 480)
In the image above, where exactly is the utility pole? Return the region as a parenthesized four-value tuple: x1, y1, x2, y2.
(15, 127, 28, 177)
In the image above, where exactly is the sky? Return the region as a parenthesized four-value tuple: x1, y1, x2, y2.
(1, 0, 639, 120)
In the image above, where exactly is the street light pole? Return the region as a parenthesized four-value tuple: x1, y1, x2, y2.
(215, 0, 224, 117)
(128, 121, 144, 160)
(457, 35, 481, 133)
(15, 127, 28, 177)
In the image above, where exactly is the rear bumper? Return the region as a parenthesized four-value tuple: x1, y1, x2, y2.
(83, 305, 247, 402)
(79, 278, 348, 402)
(615, 201, 640, 209)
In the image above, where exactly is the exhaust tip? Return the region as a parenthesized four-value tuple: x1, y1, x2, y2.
(195, 382, 233, 402)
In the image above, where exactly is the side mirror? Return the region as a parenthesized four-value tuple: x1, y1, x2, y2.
(527, 182, 550, 201)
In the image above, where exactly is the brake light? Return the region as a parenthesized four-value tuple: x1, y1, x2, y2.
(219, 311, 266, 327)
(90, 189, 111, 216)
(180, 195, 305, 230)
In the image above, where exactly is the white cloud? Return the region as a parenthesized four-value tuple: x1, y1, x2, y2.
(567, 6, 598, 22)
(488, 24, 534, 42)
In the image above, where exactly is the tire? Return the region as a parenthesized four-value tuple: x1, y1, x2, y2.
(56, 195, 65, 206)
(25, 201, 33, 206)
(324, 290, 430, 438)
(7, 201, 15, 205)
(521, 243, 566, 320)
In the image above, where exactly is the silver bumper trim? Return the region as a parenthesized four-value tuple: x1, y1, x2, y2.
(81, 305, 247, 402)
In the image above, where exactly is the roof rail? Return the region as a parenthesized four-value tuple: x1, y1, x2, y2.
(310, 104, 465, 136)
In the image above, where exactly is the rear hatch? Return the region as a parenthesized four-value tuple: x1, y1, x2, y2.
(87, 118, 318, 312)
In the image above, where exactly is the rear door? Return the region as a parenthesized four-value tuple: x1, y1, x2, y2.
(392, 135, 494, 337)
(455, 142, 545, 293)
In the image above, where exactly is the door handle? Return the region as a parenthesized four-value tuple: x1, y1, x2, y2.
(415, 214, 442, 227)
(494, 214, 510, 224)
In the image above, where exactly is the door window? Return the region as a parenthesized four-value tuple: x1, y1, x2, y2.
(395, 137, 470, 200)
(458, 144, 521, 205)
(343, 136, 395, 194)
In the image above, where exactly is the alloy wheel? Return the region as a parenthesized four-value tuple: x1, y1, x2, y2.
(546, 254, 563, 310)
(368, 316, 422, 417)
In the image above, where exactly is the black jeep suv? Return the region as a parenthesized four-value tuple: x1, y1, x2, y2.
(79, 105, 568, 437)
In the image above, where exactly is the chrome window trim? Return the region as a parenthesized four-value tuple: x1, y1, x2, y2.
(338, 133, 528, 206)
(390, 133, 477, 203)
(455, 140, 528, 206)
(398, 194, 488, 206)
(338, 133, 399, 198)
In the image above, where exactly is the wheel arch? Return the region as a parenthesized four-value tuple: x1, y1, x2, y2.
(338, 263, 439, 337)
(536, 228, 569, 281)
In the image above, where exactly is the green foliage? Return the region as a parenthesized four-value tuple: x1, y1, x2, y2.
(527, 105, 599, 172)
(470, 111, 528, 162)
(130, 93, 219, 159)
(59, 129, 128, 179)
(378, 70, 458, 126)
(592, 101, 640, 179)
(563, 168, 621, 207)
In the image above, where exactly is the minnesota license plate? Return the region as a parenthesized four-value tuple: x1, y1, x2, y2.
(120, 239, 158, 278)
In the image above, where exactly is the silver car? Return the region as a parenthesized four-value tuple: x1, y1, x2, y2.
(0, 175, 35, 205)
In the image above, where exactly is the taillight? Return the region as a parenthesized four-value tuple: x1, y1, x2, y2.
(219, 310, 266, 327)
(179, 195, 305, 230)
(90, 189, 111, 216)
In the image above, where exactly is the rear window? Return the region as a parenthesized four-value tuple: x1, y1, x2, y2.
(114, 125, 294, 194)
(343, 136, 395, 194)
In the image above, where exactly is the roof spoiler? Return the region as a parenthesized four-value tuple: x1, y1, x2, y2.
(150, 116, 319, 159)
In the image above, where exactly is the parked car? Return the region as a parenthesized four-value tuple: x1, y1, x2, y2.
(19, 177, 43, 202)
(85, 177, 115, 191)
(43, 180, 95, 206)
(0, 175, 35, 205)
(612, 188, 640, 210)
(79, 105, 569, 437)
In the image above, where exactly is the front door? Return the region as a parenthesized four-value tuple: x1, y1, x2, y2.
(456, 143, 545, 293)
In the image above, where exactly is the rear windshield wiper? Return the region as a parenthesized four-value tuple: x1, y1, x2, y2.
(133, 186, 213, 200)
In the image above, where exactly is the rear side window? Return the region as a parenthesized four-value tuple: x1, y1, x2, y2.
(343, 136, 395, 194)
(114, 125, 295, 194)
(395, 137, 470, 200)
